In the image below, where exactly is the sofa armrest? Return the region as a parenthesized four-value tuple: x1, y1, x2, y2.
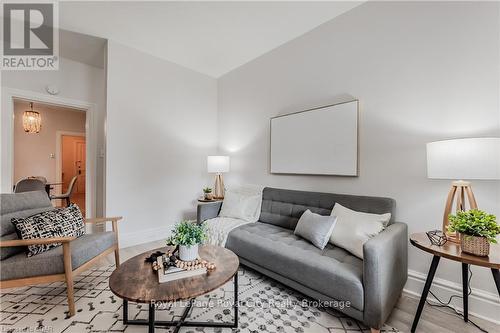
(362, 222, 408, 329)
(197, 201, 223, 223)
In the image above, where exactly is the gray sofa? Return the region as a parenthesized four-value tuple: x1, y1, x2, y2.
(197, 187, 408, 331)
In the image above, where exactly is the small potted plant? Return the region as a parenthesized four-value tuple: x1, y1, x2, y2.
(203, 187, 213, 200)
(448, 209, 500, 256)
(167, 220, 207, 261)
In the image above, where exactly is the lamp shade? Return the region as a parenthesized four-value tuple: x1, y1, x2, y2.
(207, 156, 230, 173)
(426, 138, 500, 180)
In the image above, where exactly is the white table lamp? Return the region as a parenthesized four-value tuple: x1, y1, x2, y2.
(427, 137, 500, 242)
(207, 156, 230, 199)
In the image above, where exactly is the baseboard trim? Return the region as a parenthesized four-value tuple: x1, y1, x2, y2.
(119, 226, 172, 249)
(404, 269, 499, 325)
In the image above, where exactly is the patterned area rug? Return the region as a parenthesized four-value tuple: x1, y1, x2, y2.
(0, 264, 399, 333)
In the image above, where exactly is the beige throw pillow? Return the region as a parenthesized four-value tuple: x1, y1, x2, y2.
(329, 203, 391, 259)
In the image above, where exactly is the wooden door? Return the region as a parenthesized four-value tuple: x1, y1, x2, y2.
(74, 140, 86, 193)
(61, 135, 85, 193)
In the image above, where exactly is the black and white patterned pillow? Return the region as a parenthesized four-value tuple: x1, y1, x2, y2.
(11, 204, 85, 256)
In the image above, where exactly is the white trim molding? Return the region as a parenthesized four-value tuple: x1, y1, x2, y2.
(1, 87, 98, 218)
(404, 269, 500, 325)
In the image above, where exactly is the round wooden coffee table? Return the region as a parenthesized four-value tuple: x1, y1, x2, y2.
(109, 245, 239, 333)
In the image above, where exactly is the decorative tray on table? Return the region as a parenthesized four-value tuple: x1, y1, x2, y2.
(146, 249, 216, 283)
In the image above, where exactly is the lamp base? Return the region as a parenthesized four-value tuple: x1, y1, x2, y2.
(214, 174, 225, 199)
(442, 181, 478, 243)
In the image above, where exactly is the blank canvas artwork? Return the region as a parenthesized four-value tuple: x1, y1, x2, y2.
(270, 100, 358, 176)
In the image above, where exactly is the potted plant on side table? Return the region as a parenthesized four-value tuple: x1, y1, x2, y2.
(448, 209, 500, 256)
(167, 220, 207, 261)
(203, 187, 213, 200)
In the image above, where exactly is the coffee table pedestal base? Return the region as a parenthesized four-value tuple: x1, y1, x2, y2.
(122, 273, 238, 333)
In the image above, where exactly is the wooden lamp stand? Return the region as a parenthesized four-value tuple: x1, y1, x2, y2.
(442, 180, 478, 243)
(213, 173, 225, 199)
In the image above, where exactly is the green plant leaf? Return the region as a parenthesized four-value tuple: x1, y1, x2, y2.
(447, 209, 499, 243)
(166, 220, 207, 246)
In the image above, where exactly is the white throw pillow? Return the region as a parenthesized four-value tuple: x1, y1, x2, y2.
(219, 186, 262, 222)
(329, 203, 391, 259)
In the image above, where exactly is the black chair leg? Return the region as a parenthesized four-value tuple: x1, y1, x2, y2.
(66, 197, 70, 207)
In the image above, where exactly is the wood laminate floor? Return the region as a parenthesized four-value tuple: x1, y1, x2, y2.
(98, 240, 499, 333)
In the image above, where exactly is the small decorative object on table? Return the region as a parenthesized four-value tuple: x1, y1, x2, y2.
(426, 230, 447, 246)
(203, 187, 213, 200)
(154, 248, 217, 283)
(167, 220, 207, 261)
(447, 209, 500, 257)
(145, 251, 165, 263)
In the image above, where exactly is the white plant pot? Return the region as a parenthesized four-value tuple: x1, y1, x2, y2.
(179, 244, 199, 261)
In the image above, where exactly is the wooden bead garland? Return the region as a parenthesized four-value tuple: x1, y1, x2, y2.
(174, 258, 216, 272)
(163, 249, 217, 272)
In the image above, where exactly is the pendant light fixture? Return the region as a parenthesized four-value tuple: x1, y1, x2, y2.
(23, 102, 41, 133)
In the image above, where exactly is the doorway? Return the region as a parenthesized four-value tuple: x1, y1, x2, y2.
(3, 88, 99, 218)
(12, 99, 89, 213)
(61, 134, 86, 213)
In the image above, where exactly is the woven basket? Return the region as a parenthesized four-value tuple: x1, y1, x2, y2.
(460, 235, 490, 257)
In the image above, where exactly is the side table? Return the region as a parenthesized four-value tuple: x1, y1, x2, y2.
(409, 232, 500, 333)
(197, 198, 223, 203)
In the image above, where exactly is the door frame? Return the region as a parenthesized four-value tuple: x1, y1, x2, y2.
(55, 131, 86, 201)
(1, 87, 97, 218)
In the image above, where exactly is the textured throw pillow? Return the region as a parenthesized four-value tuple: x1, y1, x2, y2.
(219, 188, 262, 222)
(11, 204, 85, 256)
(329, 203, 391, 259)
(294, 209, 337, 250)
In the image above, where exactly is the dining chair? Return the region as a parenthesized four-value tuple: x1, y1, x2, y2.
(50, 176, 78, 207)
(13, 178, 46, 193)
(28, 176, 47, 184)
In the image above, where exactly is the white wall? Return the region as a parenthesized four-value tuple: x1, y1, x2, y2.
(13, 101, 86, 183)
(218, 1, 500, 321)
(1, 57, 106, 216)
(106, 41, 217, 248)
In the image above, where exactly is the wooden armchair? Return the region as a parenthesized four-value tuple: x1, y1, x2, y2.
(0, 192, 123, 317)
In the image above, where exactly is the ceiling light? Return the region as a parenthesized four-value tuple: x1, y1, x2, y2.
(23, 102, 41, 133)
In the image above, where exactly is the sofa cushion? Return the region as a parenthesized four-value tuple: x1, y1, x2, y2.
(226, 222, 364, 311)
(0, 232, 116, 281)
(259, 187, 395, 230)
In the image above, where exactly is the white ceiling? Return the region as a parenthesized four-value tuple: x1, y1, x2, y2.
(60, 1, 362, 77)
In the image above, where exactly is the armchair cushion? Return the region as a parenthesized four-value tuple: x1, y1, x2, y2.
(1, 191, 55, 260)
(11, 204, 85, 256)
(0, 232, 116, 281)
